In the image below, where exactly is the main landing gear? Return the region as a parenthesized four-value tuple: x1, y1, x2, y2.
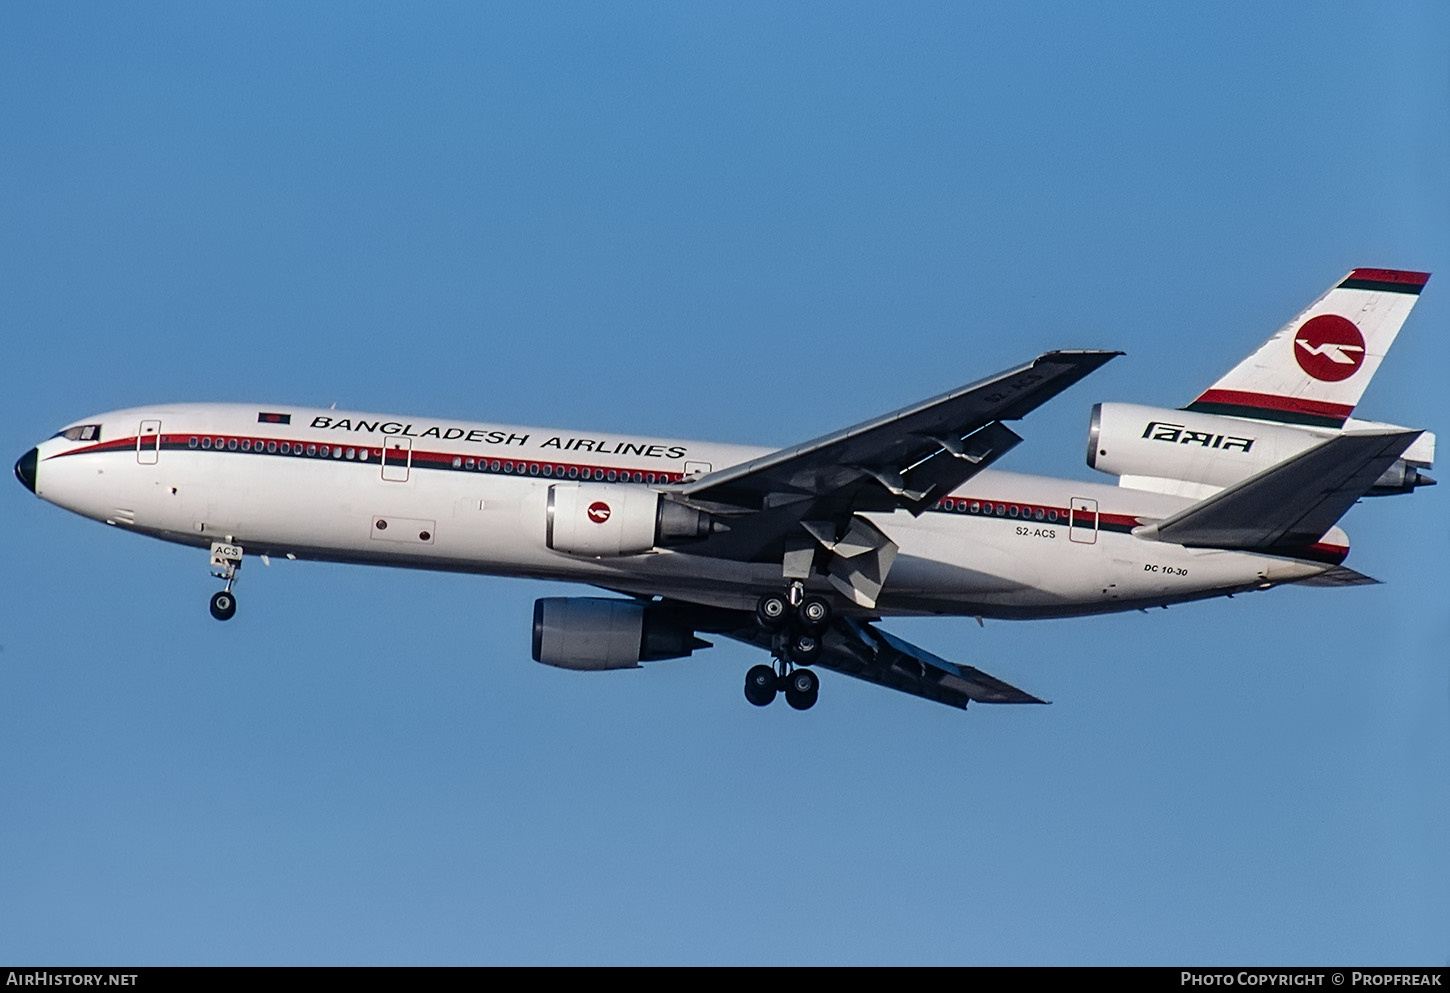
(208, 540, 243, 621)
(744, 588, 831, 710)
(744, 662, 820, 710)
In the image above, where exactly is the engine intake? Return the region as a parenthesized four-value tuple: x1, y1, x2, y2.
(531, 597, 710, 670)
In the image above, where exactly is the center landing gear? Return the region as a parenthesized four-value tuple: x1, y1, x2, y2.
(743, 590, 831, 710)
(208, 540, 244, 621)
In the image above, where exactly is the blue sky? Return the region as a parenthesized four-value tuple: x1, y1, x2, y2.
(2, 2, 1446, 965)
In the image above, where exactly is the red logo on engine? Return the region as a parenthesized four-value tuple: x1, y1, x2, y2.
(587, 501, 612, 524)
(1294, 314, 1366, 382)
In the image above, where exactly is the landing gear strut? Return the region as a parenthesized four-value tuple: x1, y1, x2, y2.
(208, 540, 243, 622)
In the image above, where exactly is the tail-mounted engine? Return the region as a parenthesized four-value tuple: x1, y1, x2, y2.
(546, 482, 719, 556)
(531, 597, 710, 670)
(1088, 402, 1435, 496)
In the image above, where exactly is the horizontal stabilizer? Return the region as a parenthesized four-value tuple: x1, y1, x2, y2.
(1295, 565, 1380, 587)
(1133, 429, 1420, 551)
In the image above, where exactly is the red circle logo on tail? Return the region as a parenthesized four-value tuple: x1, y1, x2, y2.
(587, 501, 612, 524)
(1294, 314, 1366, 382)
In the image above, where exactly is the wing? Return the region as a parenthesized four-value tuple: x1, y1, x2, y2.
(670, 350, 1121, 565)
(827, 619, 1047, 707)
(1132, 429, 1420, 551)
(710, 611, 1045, 710)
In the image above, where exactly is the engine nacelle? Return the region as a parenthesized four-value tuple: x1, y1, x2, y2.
(546, 483, 715, 556)
(531, 597, 709, 670)
(1088, 402, 1331, 491)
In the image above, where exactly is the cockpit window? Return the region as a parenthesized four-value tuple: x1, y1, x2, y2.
(54, 424, 102, 442)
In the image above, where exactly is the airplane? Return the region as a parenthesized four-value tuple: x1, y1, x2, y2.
(13, 268, 1435, 712)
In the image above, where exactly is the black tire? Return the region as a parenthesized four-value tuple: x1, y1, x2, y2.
(754, 593, 789, 631)
(785, 668, 819, 711)
(788, 631, 821, 664)
(797, 596, 832, 630)
(209, 590, 237, 621)
(744, 664, 778, 707)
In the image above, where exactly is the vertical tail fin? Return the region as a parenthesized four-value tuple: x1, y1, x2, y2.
(1186, 268, 1429, 428)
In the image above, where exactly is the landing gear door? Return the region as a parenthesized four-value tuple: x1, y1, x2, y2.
(1069, 497, 1098, 544)
(137, 419, 161, 465)
(381, 438, 411, 482)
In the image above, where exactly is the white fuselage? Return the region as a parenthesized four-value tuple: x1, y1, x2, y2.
(27, 403, 1343, 619)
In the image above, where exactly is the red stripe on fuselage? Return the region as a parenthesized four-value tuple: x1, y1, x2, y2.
(46, 434, 691, 483)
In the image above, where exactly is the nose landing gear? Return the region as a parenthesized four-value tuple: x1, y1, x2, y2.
(208, 540, 244, 621)
(209, 589, 237, 621)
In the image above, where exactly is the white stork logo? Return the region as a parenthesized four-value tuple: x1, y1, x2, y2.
(1295, 339, 1364, 365)
(1293, 314, 1366, 382)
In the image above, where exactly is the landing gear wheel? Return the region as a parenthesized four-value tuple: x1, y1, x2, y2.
(785, 668, 819, 710)
(209, 590, 237, 621)
(788, 630, 821, 664)
(797, 596, 832, 630)
(744, 664, 778, 707)
(755, 593, 789, 631)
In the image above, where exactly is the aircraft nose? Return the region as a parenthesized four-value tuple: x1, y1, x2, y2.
(14, 448, 37, 493)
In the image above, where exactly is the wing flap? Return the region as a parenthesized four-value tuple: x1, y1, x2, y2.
(1133, 429, 1420, 550)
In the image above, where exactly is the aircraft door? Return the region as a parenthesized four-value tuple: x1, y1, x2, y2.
(381, 438, 411, 482)
(137, 419, 161, 465)
(1069, 497, 1098, 544)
